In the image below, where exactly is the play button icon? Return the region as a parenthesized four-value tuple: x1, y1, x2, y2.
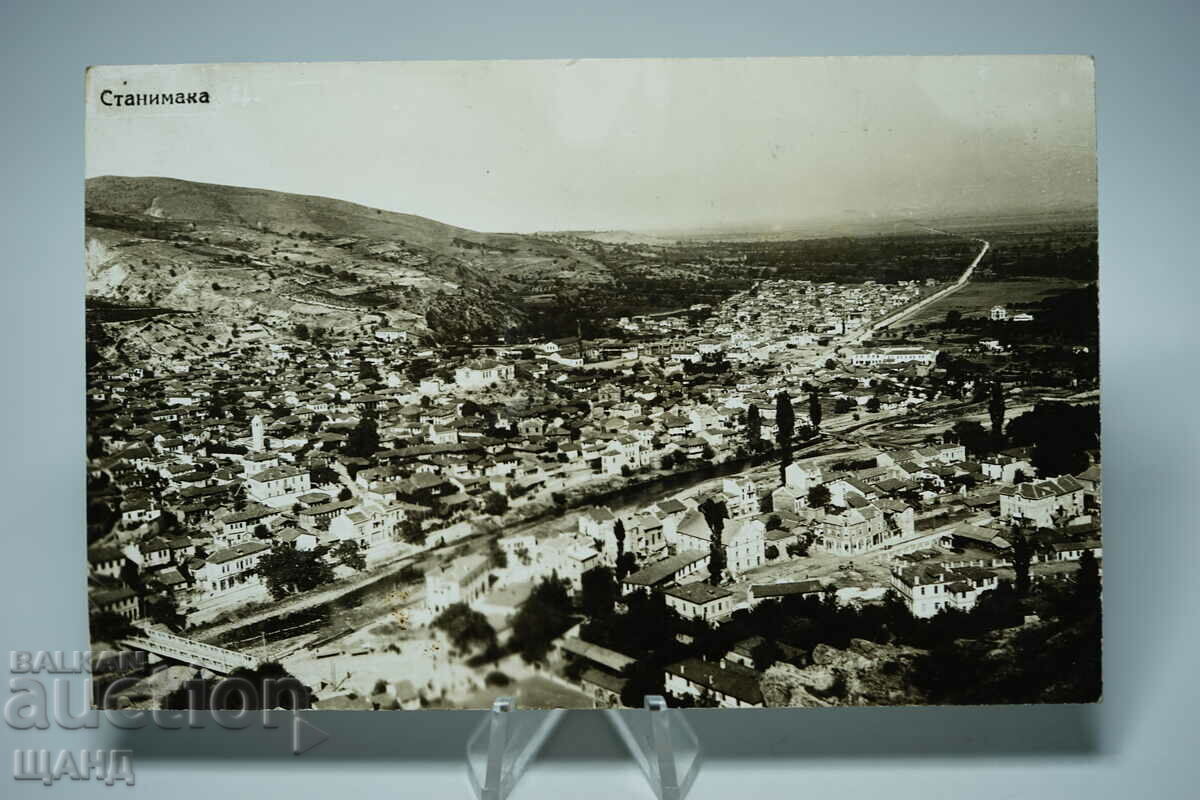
(293, 714, 329, 755)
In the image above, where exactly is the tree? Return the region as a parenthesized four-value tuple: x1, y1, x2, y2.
(1032, 441, 1090, 479)
(1007, 403, 1099, 477)
(483, 492, 509, 517)
(1009, 525, 1033, 597)
(580, 566, 618, 619)
(331, 540, 367, 572)
(988, 381, 1006, 447)
(398, 519, 425, 546)
(345, 414, 380, 459)
(699, 497, 727, 586)
(945, 309, 962, 326)
(751, 638, 784, 671)
(776, 392, 796, 484)
(866, 396, 881, 413)
(163, 662, 311, 711)
(432, 602, 497, 654)
(337, 486, 353, 501)
(255, 544, 335, 599)
(616, 552, 638, 582)
(488, 537, 508, 569)
(807, 390, 822, 429)
(142, 593, 185, 630)
(614, 518, 627, 577)
(1074, 548, 1102, 616)
(89, 611, 137, 645)
(806, 484, 831, 509)
(746, 404, 762, 449)
(786, 538, 810, 558)
(619, 659, 667, 708)
(952, 420, 991, 457)
(765, 544, 780, 560)
(157, 510, 180, 533)
(509, 575, 574, 664)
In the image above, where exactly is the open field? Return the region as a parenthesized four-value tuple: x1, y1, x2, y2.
(902, 277, 1087, 326)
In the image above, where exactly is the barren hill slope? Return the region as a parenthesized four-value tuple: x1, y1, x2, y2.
(88, 175, 528, 251)
(84, 176, 613, 351)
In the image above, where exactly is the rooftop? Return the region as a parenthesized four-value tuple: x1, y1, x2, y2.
(750, 580, 824, 598)
(664, 581, 733, 605)
(622, 550, 708, 587)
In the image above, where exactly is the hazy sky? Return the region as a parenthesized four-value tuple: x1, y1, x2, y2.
(86, 56, 1096, 233)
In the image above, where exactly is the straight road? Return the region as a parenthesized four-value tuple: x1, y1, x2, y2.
(866, 238, 990, 335)
(799, 238, 989, 376)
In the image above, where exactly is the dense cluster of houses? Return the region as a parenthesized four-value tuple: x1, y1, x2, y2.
(543, 433, 1100, 708)
(85, 276, 938, 627)
(85, 273, 1100, 702)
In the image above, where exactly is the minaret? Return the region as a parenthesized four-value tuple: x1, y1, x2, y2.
(251, 415, 265, 452)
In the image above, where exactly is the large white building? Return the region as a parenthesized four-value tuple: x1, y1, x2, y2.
(663, 581, 735, 621)
(664, 658, 764, 708)
(454, 359, 515, 390)
(198, 541, 272, 597)
(424, 553, 491, 616)
(999, 475, 1085, 528)
(668, 510, 765, 577)
(245, 465, 311, 501)
(849, 347, 939, 367)
(890, 563, 1000, 618)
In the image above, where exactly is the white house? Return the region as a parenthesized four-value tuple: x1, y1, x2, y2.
(245, 465, 311, 501)
(424, 553, 491, 616)
(849, 347, 939, 367)
(891, 564, 999, 619)
(663, 658, 764, 708)
(374, 328, 408, 342)
(999, 475, 1085, 528)
(454, 360, 515, 390)
(199, 541, 272, 597)
(664, 581, 735, 621)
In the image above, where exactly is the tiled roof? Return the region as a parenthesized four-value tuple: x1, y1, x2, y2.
(664, 581, 733, 605)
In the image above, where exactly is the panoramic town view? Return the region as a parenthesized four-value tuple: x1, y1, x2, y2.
(84, 57, 1099, 710)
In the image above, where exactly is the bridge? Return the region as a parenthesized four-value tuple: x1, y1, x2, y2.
(121, 629, 259, 675)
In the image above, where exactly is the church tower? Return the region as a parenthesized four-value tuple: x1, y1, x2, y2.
(251, 415, 265, 452)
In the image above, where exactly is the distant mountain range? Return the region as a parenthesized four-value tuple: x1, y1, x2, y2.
(555, 206, 1097, 245)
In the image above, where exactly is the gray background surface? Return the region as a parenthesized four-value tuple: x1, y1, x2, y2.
(1, 1, 1196, 797)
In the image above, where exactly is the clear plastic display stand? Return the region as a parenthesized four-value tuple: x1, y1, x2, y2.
(465, 695, 702, 800)
(465, 697, 565, 800)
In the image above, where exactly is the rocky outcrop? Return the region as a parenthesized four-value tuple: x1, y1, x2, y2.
(760, 638, 928, 707)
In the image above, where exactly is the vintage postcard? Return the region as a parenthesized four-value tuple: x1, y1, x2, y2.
(85, 56, 1099, 710)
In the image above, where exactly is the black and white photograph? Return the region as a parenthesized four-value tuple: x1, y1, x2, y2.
(83, 55, 1100, 711)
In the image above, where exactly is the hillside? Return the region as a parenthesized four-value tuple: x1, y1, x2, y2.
(84, 176, 612, 356)
(88, 176, 526, 251)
